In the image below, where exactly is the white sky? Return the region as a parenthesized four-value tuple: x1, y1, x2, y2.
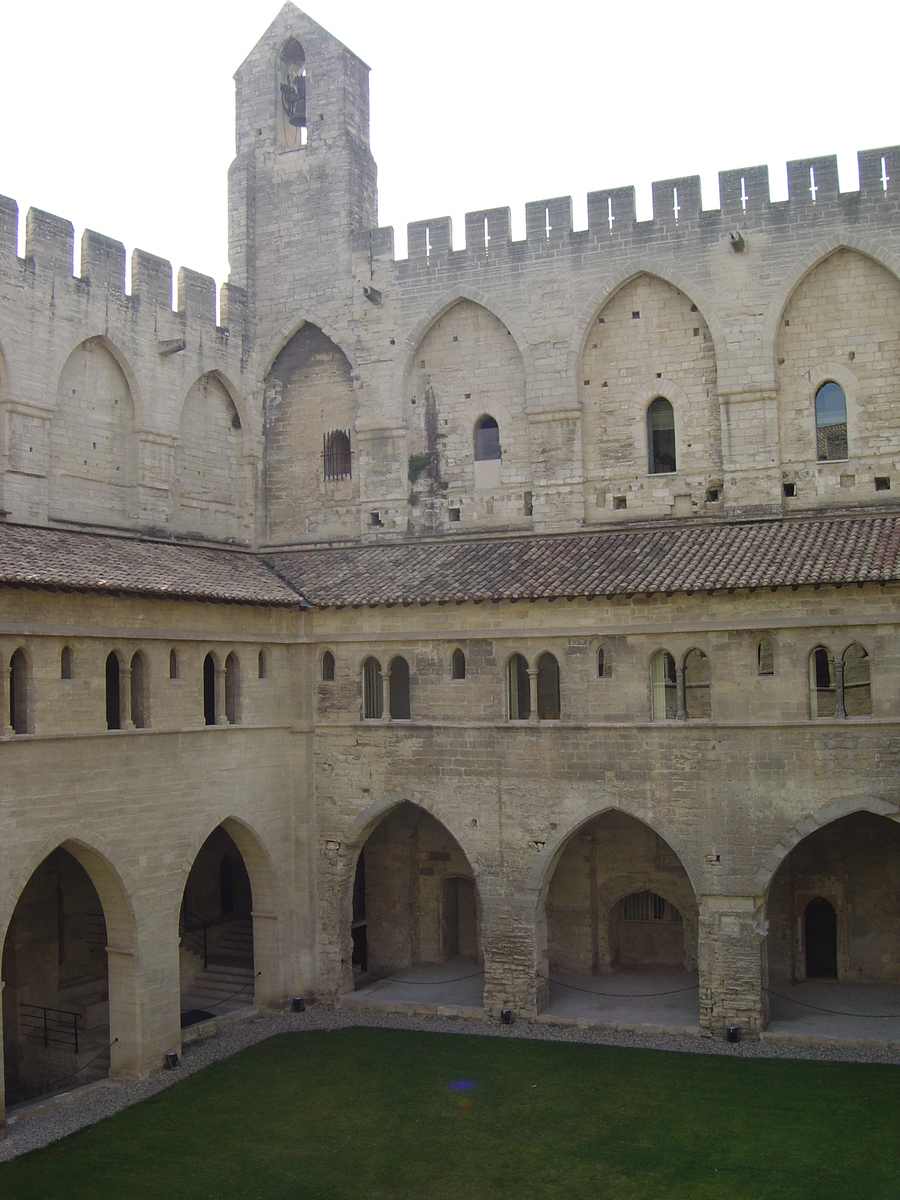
(2, 0, 897, 294)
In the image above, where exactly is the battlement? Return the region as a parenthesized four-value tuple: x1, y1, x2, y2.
(366, 146, 900, 266)
(0, 196, 245, 337)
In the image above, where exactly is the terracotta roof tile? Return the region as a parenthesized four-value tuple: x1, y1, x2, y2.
(0, 524, 299, 606)
(268, 514, 900, 607)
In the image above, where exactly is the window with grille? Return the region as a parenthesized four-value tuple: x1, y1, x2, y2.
(363, 657, 383, 719)
(621, 890, 682, 924)
(323, 430, 351, 480)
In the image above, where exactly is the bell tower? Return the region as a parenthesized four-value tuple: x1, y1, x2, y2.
(228, 4, 378, 324)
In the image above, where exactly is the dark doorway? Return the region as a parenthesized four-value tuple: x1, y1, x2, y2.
(220, 853, 234, 916)
(805, 898, 838, 978)
(203, 654, 216, 726)
(105, 653, 120, 730)
(442, 876, 477, 959)
(351, 849, 368, 971)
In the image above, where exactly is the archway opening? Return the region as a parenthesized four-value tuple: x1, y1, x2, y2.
(2, 850, 110, 1105)
(348, 803, 483, 1010)
(179, 828, 254, 1026)
(765, 812, 900, 1038)
(543, 810, 699, 1028)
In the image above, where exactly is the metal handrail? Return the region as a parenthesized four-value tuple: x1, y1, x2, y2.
(20, 1004, 80, 1053)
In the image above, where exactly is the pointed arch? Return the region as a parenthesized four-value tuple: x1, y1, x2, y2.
(754, 797, 900, 896)
(761, 236, 900, 374)
(53, 333, 145, 431)
(259, 312, 360, 385)
(567, 264, 726, 394)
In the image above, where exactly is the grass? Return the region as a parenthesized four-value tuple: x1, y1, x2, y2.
(1, 1028, 899, 1200)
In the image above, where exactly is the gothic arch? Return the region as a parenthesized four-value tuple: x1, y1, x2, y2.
(338, 791, 478, 873)
(754, 796, 900, 896)
(761, 237, 900, 374)
(568, 264, 726, 396)
(525, 803, 701, 909)
(394, 287, 536, 407)
(259, 313, 360, 386)
(174, 813, 283, 926)
(179, 369, 251, 448)
(53, 334, 145, 431)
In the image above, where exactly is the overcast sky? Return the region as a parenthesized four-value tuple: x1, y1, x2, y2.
(2, 0, 897, 294)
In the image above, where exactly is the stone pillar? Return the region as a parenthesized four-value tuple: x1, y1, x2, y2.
(106, 945, 142, 1078)
(697, 895, 768, 1036)
(120, 665, 134, 731)
(675, 663, 686, 721)
(380, 669, 391, 723)
(480, 888, 541, 1019)
(834, 659, 846, 719)
(215, 665, 227, 726)
(0, 664, 11, 737)
(527, 667, 539, 723)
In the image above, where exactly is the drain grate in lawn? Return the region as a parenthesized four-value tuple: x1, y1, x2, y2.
(1, 1027, 899, 1200)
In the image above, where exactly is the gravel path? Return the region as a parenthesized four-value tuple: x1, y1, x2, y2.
(2, 1005, 899, 1164)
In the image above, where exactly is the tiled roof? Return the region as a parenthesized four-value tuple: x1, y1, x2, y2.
(0, 523, 300, 606)
(268, 513, 900, 607)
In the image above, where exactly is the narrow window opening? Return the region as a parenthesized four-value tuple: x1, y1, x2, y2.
(169, 648, 178, 680)
(598, 647, 610, 678)
(508, 654, 530, 720)
(757, 638, 774, 676)
(809, 646, 836, 718)
(842, 643, 871, 717)
(425, 225, 431, 260)
(60, 645, 73, 680)
(809, 165, 818, 203)
(740, 175, 748, 212)
(650, 650, 677, 720)
(544, 206, 551, 242)
(451, 649, 466, 680)
(363, 657, 383, 719)
(483, 215, 490, 257)
(537, 653, 561, 721)
(258, 649, 267, 680)
(323, 430, 352, 480)
(389, 656, 411, 720)
(105, 653, 121, 731)
(322, 650, 336, 681)
(523, 491, 533, 517)
(10, 649, 28, 734)
(203, 653, 216, 726)
(648, 398, 676, 474)
(672, 185, 680, 224)
(815, 381, 848, 461)
(130, 652, 146, 729)
(225, 653, 240, 725)
(683, 649, 711, 719)
(474, 415, 501, 461)
(881, 155, 890, 193)
(607, 196, 615, 232)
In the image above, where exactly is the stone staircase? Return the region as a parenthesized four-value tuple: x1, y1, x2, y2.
(180, 917, 255, 1016)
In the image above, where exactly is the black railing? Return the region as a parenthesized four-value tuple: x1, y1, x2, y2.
(180, 909, 209, 969)
(20, 1004, 80, 1053)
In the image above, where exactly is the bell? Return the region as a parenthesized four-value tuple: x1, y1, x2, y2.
(289, 105, 306, 129)
(288, 76, 306, 128)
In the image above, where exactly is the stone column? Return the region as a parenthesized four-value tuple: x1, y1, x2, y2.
(675, 663, 686, 721)
(527, 667, 539, 722)
(480, 888, 541, 1019)
(834, 659, 846, 719)
(0, 665, 11, 737)
(215, 665, 227, 726)
(251, 910, 282, 1007)
(380, 669, 392, 722)
(120, 665, 134, 730)
(697, 895, 768, 1036)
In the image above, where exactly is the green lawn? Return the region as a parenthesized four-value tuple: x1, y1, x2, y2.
(1, 1027, 898, 1200)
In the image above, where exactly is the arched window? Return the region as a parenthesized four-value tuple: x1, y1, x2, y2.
(815, 381, 848, 462)
(647, 398, 676, 474)
(508, 653, 530, 720)
(597, 646, 611, 678)
(130, 651, 147, 729)
(279, 38, 307, 146)
(323, 430, 352, 480)
(842, 643, 871, 717)
(536, 652, 560, 720)
(621, 890, 683, 924)
(474, 415, 501, 461)
(757, 637, 774, 676)
(650, 650, 677, 720)
(60, 645, 73, 680)
(169, 648, 178, 680)
(363, 657, 383, 720)
(225, 653, 240, 725)
(451, 648, 466, 680)
(106, 652, 121, 731)
(203, 653, 216, 726)
(389, 656, 411, 720)
(258, 649, 267, 680)
(10, 649, 28, 734)
(322, 651, 336, 682)
(809, 646, 836, 718)
(683, 649, 711, 719)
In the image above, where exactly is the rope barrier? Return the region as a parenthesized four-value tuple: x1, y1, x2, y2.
(764, 987, 900, 1019)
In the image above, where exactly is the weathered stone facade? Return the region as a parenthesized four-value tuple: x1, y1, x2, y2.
(1, 1, 899, 1133)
